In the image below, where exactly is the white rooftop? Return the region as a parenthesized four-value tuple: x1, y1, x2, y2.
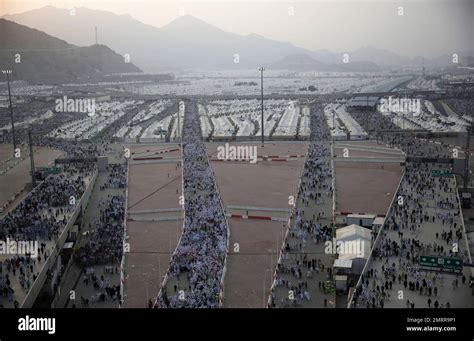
(336, 224, 372, 241)
(347, 213, 376, 219)
(334, 259, 353, 269)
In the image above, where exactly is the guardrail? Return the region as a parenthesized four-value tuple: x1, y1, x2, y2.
(268, 137, 309, 303)
(21, 168, 98, 308)
(155, 144, 185, 306)
(453, 176, 473, 275)
(119, 159, 130, 308)
(213, 159, 230, 307)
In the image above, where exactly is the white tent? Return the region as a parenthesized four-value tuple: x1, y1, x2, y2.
(335, 224, 372, 275)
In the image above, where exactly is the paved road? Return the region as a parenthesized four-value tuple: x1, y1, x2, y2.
(271, 104, 337, 308)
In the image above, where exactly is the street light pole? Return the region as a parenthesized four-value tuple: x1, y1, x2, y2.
(3, 70, 16, 152)
(258, 67, 265, 147)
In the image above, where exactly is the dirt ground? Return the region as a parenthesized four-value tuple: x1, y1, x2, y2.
(334, 141, 404, 215)
(0, 146, 63, 207)
(207, 142, 308, 307)
(124, 144, 183, 308)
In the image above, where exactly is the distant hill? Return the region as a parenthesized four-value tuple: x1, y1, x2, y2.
(3, 6, 341, 71)
(336, 60, 381, 72)
(342, 46, 474, 68)
(0, 18, 141, 84)
(268, 53, 380, 72)
(6, 6, 462, 71)
(347, 45, 412, 67)
(269, 54, 328, 71)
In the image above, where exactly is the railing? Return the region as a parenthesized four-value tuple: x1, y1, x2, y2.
(21, 168, 98, 308)
(155, 145, 185, 306)
(453, 176, 473, 269)
(268, 141, 308, 306)
(119, 159, 130, 308)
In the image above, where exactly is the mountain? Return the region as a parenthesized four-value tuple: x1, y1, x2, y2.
(0, 18, 141, 84)
(346, 45, 412, 67)
(337, 60, 381, 72)
(269, 54, 327, 71)
(8, 6, 448, 71)
(0, 15, 70, 50)
(268, 53, 380, 72)
(311, 49, 339, 65)
(427, 51, 474, 67)
(3, 6, 341, 71)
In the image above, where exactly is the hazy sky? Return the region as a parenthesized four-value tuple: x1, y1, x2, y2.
(1, 0, 472, 57)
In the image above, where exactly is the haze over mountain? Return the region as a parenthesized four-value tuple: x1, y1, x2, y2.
(3, 6, 326, 71)
(269, 54, 380, 72)
(347, 46, 411, 67)
(3, 6, 470, 72)
(0, 18, 141, 84)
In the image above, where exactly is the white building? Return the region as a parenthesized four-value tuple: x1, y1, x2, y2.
(335, 224, 372, 275)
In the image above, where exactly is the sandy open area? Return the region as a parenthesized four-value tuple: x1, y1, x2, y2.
(207, 142, 308, 307)
(124, 144, 183, 308)
(334, 141, 404, 216)
(0, 146, 63, 207)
